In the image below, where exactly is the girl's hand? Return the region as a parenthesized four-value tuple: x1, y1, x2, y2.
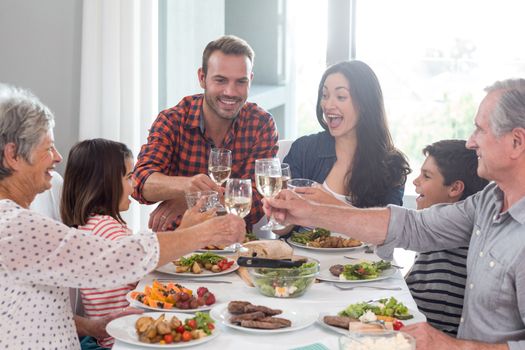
(201, 214, 246, 247)
(179, 197, 217, 229)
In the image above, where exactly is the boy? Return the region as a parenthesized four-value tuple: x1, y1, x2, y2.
(405, 139, 488, 335)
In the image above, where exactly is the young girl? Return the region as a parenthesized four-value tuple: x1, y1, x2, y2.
(61, 138, 136, 349)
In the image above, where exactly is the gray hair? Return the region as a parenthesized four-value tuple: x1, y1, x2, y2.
(485, 78, 525, 136)
(0, 83, 55, 180)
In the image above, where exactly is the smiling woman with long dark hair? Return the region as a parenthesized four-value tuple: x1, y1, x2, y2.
(284, 60, 410, 210)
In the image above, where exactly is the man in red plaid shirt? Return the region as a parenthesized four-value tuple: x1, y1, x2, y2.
(133, 35, 278, 231)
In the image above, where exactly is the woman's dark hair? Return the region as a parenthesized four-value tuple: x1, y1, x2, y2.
(316, 60, 411, 207)
(61, 138, 133, 227)
(423, 140, 488, 200)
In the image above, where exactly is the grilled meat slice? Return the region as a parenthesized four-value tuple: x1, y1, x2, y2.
(230, 311, 266, 324)
(240, 318, 290, 329)
(258, 316, 292, 327)
(329, 264, 344, 277)
(228, 301, 252, 314)
(323, 315, 356, 329)
(244, 304, 282, 316)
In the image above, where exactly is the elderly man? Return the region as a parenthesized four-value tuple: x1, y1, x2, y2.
(265, 79, 525, 350)
(133, 35, 279, 232)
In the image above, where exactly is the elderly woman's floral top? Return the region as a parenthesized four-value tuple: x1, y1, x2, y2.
(0, 200, 159, 350)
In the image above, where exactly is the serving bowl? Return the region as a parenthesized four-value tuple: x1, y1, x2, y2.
(339, 330, 415, 350)
(249, 257, 319, 298)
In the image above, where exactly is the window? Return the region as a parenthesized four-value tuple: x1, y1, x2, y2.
(287, 0, 327, 137)
(291, 0, 525, 191)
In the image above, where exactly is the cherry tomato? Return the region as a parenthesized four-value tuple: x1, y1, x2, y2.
(393, 319, 404, 330)
(207, 322, 215, 330)
(176, 325, 185, 334)
(181, 330, 192, 342)
(186, 319, 197, 329)
(163, 334, 174, 344)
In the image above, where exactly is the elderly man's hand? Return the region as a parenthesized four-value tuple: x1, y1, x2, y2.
(263, 189, 316, 228)
(294, 186, 348, 206)
(403, 322, 459, 350)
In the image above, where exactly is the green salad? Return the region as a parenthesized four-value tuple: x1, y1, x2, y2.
(341, 260, 391, 280)
(338, 297, 413, 320)
(178, 252, 225, 266)
(290, 228, 330, 245)
(251, 261, 319, 298)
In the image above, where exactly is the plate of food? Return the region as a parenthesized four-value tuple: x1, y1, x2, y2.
(318, 297, 421, 335)
(156, 253, 239, 277)
(195, 232, 258, 253)
(126, 280, 217, 313)
(195, 245, 236, 254)
(287, 228, 363, 251)
(209, 300, 317, 334)
(317, 260, 397, 283)
(107, 311, 219, 348)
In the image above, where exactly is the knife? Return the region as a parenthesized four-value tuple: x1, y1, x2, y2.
(237, 256, 306, 268)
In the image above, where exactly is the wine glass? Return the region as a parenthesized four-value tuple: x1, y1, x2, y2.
(287, 178, 318, 190)
(255, 158, 285, 231)
(208, 148, 232, 186)
(224, 178, 252, 253)
(224, 179, 252, 218)
(280, 163, 291, 189)
(184, 190, 220, 212)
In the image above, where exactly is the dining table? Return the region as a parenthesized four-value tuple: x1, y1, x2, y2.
(112, 240, 426, 350)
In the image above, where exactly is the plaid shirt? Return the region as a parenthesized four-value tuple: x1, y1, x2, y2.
(133, 94, 279, 229)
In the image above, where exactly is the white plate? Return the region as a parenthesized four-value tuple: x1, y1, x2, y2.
(287, 233, 364, 252)
(126, 291, 214, 313)
(107, 312, 220, 348)
(317, 309, 423, 335)
(195, 247, 236, 254)
(156, 259, 239, 277)
(209, 303, 316, 334)
(317, 263, 396, 283)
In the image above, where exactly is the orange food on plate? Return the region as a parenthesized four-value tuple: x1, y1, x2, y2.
(130, 280, 216, 310)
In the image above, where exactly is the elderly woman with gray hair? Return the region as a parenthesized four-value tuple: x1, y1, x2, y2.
(0, 84, 246, 349)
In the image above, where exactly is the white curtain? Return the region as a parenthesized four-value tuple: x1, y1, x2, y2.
(79, 0, 158, 231)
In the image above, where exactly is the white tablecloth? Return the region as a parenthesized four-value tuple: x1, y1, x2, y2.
(112, 245, 425, 350)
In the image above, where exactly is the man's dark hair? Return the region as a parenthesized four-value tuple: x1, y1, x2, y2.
(201, 35, 254, 76)
(423, 140, 488, 200)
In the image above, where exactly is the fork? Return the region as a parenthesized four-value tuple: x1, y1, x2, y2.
(333, 284, 402, 291)
(227, 243, 249, 253)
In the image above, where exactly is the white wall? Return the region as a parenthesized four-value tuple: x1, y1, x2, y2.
(0, 0, 82, 174)
(160, 0, 225, 109)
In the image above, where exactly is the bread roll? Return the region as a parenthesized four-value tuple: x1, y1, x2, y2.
(240, 240, 293, 260)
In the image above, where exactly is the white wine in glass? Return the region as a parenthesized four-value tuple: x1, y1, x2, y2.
(280, 163, 291, 189)
(224, 196, 252, 218)
(255, 174, 282, 198)
(255, 158, 285, 231)
(225, 179, 252, 218)
(208, 148, 232, 185)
